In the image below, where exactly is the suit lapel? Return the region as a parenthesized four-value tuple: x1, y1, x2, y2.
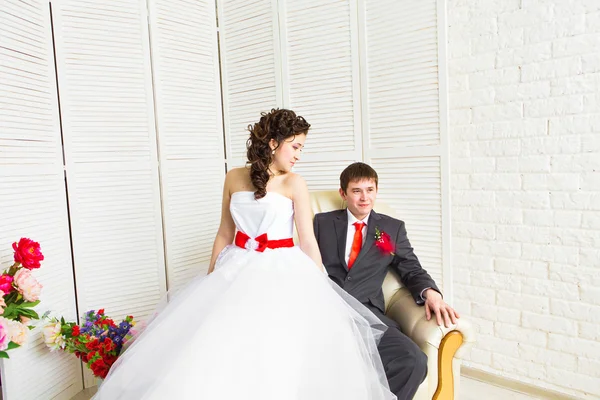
(351, 210, 381, 269)
(333, 210, 349, 270)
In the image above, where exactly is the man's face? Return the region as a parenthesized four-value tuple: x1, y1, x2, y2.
(339, 178, 378, 220)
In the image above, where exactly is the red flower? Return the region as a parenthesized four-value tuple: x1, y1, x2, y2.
(374, 227, 395, 255)
(102, 338, 115, 352)
(0, 274, 14, 294)
(72, 326, 80, 337)
(12, 238, 44, 270)
(104, 354, 118, 365)
(75, 350, 88, 362)
(86, 338, 100, 351)
(90, 358, 110, 378)
(97, 309, 105, 315)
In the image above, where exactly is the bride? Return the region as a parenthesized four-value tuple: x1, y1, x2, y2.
(93, 109, 396, 400)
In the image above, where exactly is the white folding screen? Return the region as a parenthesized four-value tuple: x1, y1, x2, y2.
(360, 0, 451, 294)
(147, 0, 225, 287)
(51, 0, 167, 323)
(279, 0, 363, 190)
(0, 2, 81, 399)
(0, 0, 450, 396)
(1, 0, 228, 397)
(218, 0, 283, 168)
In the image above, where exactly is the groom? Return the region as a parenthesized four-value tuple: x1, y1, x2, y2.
(313, 162, 459, 400)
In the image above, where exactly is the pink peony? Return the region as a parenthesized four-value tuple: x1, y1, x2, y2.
(7, 320, 28, 346)
(0, 317, 9, 351)
(12, 238, 44, 270)
(14, 269, 42, 302)
(0, 275, 13, 294)
(0, 290, 5, 315)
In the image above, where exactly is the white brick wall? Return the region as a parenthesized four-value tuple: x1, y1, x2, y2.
(448, 0, 600, 397)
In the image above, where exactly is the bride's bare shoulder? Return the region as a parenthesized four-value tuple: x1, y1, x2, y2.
(284, 172, 305, 184)
(226, 166, 249, 179)
(284, 172, 308, 195)
(225, 167, 254, 192)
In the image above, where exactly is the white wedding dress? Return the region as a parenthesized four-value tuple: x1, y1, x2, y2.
(93, 191, 396, 400)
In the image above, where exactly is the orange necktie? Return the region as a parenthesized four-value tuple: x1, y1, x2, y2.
(348, 222, 364, 269)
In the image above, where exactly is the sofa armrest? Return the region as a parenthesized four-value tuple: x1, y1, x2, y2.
(385, 287, 475, 356)
(386, 287, 476, 399)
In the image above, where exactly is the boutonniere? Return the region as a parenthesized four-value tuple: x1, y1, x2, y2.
(374, 227, 395, 256)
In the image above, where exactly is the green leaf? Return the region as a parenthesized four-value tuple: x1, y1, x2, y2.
(3, 291, 18, 304)
(2, 303, 18, 317)
(20, 300, 40, 308)
(6, 341, 20, 350)
(0, 303, 40, 320)
(18, 309, 39, 319)
(0, 351, 8, 359)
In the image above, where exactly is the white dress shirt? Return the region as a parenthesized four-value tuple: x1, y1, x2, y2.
(344, 210, 370, 265)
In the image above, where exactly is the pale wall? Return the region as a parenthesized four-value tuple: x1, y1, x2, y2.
(447, 0, 600, 397)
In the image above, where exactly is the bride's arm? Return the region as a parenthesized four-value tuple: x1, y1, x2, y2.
(207, 171, 236, 274)
(291, 174, 324, 272)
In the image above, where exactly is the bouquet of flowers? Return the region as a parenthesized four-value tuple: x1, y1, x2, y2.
(0, 238, 45, 358)
(43, 309, 136, 378)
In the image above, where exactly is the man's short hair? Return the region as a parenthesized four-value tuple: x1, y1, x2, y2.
(339, 162, 379, 193)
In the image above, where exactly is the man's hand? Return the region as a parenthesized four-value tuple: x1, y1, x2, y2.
(423, 288, 460, 328)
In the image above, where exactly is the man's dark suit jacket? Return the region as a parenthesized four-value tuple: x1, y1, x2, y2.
(314, 209, 439, 321)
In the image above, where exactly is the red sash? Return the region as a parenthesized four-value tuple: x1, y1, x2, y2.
(234, 231, 294, 252)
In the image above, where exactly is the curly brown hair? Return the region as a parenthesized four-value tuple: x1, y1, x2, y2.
(246, 108, 310, 199)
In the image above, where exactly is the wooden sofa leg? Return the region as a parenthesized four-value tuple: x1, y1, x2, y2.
(432, 330, 464, 400)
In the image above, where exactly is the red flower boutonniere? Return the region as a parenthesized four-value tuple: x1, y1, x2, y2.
(374, 227, 395, 256)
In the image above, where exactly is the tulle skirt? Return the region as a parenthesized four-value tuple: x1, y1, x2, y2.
(93, 245, 396, 400)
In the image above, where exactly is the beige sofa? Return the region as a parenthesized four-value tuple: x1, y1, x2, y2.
(307, 191, 475, 400)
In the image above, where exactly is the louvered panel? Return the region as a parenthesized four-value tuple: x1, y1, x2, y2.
(65, 163, 164, 319)
(161, 162, 223, 289)
(283, 0, 359, 157)
(55, 1, 154, 165)
(0, 20, 57, 165)
(219, 0, 280, 168)
(147, 0, 225, 291)
(371, 156, 443, 285)
(51, 0, 167, 355)
(293, 160, 354, 192)
(364, 0, 440, 148)
(0, 2, 82, 400)
(0, 172, 82, 400)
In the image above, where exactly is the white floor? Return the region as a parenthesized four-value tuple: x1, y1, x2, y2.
(69, 376, 541, 400)
(461, 377, 544, 400)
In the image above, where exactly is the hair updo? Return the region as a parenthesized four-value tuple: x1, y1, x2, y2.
(246, 108, 310, 199)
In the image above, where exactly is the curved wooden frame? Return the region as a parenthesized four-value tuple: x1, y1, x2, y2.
(433, 330, 464, 400)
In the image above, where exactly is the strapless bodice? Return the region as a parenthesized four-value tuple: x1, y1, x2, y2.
(229, 191, 294, 241)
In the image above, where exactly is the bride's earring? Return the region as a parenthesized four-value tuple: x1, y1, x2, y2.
(272, 150, 275, 155)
